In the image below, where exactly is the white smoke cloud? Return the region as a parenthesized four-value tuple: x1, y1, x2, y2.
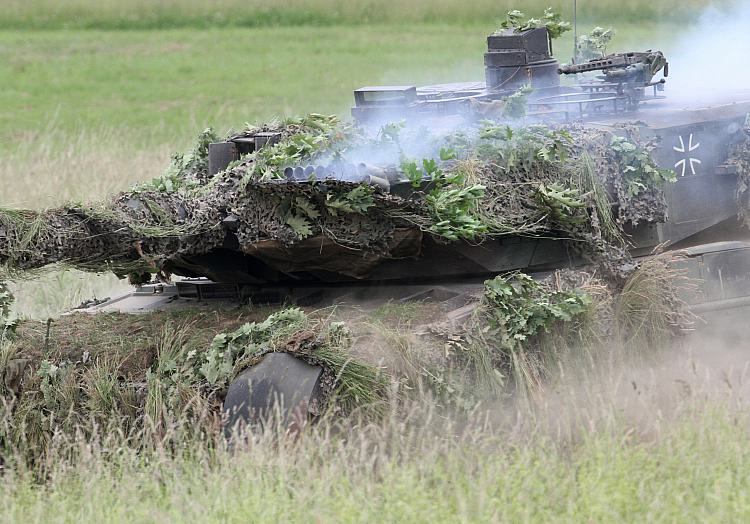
(667, 1, 750, 96)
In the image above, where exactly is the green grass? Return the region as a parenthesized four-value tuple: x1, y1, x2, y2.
(3, 4, 748, 520)
(0, 0, 726, 30)
(3, 350, 750, 523)
(0, 21, 688, 157)
(3, 418, 747, 522)
(0, 26, 485, 148)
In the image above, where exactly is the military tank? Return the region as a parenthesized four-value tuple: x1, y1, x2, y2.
(5, 25, 750, 429)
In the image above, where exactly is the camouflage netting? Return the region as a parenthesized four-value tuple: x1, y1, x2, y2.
(0, 113, 715, 463)
(0, 307, 391, 460)
(730, 117, 750, 227)
(0, 255, 694, 466)
(0, 113, 675, 284)
(0, 281, 14, 333)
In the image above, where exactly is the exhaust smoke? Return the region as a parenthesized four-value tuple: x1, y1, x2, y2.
(667, 1, 750, 100)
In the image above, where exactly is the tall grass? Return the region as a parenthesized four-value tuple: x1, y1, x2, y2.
(0, 127, 174, 208)
(2, 336, 750, 522)
(0, 0, 730, 30)
(6, 271, 128, 320)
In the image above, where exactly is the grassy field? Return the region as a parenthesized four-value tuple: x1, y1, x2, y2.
(3, 410, 750, 522)
(0, 20, 691, 204)
(3, 1, 750, 522)
(2, 341, 750, 523)
(0, 0, 725, 29)
(0, 26, 488, 157)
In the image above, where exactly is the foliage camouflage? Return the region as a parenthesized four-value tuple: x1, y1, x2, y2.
(576, 26, 616, 61)
(0, 281, 14, 334)
(431, 253, 692, 399)
(0, 113, 675, 284)
(481, 273, 592, 354)
(0, 306, 390, 465)
(497, 8, 572, 39)
(0, 111, 705, 460)
(730, 117, 750, 228)
(0, 257, 691, 467)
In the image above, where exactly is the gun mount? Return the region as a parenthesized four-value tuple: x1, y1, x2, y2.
(559, 51, 668, 81)
(348, 28, 670, 126)
(553, 51, 669, 109)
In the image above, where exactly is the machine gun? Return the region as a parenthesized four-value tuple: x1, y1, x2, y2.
(559, 51, 669, 86)
(546, 50, 669, 112)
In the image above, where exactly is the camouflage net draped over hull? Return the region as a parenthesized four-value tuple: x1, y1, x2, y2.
(0, 256, 693, 468)
(730, 119, 750, 227)
(0, 114, 674, 283)
(0, 307, 388, 463)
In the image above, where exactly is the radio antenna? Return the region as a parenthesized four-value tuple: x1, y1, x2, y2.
(573, 0, 578, 63)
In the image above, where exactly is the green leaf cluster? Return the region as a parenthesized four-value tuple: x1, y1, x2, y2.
(325, 184, 375, 215)
(401, 123, 586, 242)
(378, 120, 406, 146)
(535, 182, 586, 227)
(201, 309, 387, 414)
(284, 196, 322, 239)
(482, 273, 592, 353)
(401, 151, 488, 241)
(248, 113, 349, 181)
(426, 185, 487, 241)
(611, 136, 676, 197)
(476, 124, 572, 170)
(401, 159, 422, 188)
(499, 8, 572, 39)
(502, 85, 534, 120)
(576, 27, 616, 61)
(137, 128, 218, 193)
(285, 214, 313, 239)
(200, 308, 308, 387)
(400, 155, 457, 189)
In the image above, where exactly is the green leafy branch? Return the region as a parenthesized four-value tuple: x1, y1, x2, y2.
(285, 196, 322, 239)
(476, 124, 572, 171)
(426, 185, 488, 241)
(482, 273, 592, 353)
(136, 128, 217, 193)
(200, 308, 387, 413)
(611, 135, 676, 197)
(247, 113, 349, 182)
(576, 27, 616, 61)
(503, 85, 534, 120)
(401, 153, 488, 241)
(535, 182, 586, 227)
(200, 308, 308, 387)
(498, 8, 571, 39)
(325, 185, 375, 215)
